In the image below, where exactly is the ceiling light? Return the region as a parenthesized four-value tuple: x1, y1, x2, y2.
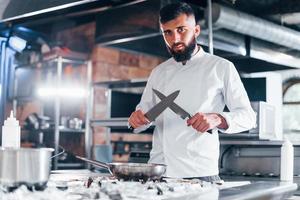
(37, 87, 87, 98)
(8, 36, 27, 52)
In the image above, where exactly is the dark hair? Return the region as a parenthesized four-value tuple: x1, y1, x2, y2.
(159, 2, 195, 24)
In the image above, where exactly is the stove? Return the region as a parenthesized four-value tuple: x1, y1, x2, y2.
(0, 172, 215, 200)
(0, 169, 255, 200)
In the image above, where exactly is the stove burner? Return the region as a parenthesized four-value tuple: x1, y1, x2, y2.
(267, 173, 278, 177)
(253, 172, 262, 177)
(1, 182, 48, 193)
(241, 172, 250, 176)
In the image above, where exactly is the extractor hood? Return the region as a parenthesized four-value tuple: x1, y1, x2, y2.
(95, 0, 300, 72)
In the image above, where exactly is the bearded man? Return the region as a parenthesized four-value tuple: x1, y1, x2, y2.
(128, 2, 256, 182)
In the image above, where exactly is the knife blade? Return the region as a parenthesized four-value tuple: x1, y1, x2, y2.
(133, 90, 180, 133)
(153, 89, 191, 120)
(153, 89, 212, 134)
(145, 90, 180, 121)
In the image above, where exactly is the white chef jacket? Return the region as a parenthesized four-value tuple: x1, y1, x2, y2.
(136, 47, 256, 178)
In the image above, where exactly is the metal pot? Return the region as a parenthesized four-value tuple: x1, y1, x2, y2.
(76, 156, 166, 181)
(0, 148, 54, 189)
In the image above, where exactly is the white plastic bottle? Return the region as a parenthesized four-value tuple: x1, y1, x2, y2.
(280, 137, 294, 181)
(1, 111, 21, 148)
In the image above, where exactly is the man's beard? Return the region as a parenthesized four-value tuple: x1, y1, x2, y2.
(167, 37, 197, 62)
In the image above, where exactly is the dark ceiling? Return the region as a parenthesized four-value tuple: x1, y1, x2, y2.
(2, 0, 300, 72)
(222, 0, 300, 15)
(3, 0, 300, 33)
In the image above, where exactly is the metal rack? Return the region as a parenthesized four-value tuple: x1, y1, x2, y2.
(13, 56, 92, 169)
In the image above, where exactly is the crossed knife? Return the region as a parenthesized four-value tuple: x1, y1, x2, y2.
(132, 89, 212, 134)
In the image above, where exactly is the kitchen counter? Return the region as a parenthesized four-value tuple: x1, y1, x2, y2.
(169, 180, 297, 200)
(0, 170, 297, 200)
(219, 138, 300, 146)
(218, 181, 297, 200)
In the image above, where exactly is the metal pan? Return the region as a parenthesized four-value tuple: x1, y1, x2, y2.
(76, 156, 166, 181)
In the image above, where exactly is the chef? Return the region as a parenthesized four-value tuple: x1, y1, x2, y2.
(128, 2, 256, 182)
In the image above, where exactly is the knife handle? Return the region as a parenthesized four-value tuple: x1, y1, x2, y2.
(132, 122, 153, 134)
(186, 116, 212, 134)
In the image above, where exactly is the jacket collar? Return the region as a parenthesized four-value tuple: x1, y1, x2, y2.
(172, 45, 205, 66)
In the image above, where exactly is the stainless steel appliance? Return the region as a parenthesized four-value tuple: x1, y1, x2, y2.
(220, 144, 300, 178)
(0, 148, 54, 190)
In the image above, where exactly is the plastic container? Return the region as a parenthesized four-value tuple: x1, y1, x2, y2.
(1, 111, 21, 148)
(280, 137, 294, 181)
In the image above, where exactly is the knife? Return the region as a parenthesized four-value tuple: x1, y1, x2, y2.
(132, 90, 180, 133)
(153, 89, 212, 134)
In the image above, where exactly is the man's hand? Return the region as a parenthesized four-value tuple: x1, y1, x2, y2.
(187, 113, 228, 133)
(128, 109, 150, 128)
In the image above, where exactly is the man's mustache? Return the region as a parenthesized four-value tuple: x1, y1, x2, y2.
(172, 43, 186, 49)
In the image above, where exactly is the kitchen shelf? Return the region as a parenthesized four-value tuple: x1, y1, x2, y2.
(90, 118, 154, 134)
(90, 117, 129, 127)
(93, 79, 147, 89)
(59, 127, 85, 133)
(13, 56, 92, 170)
(219, 132, 259, 139)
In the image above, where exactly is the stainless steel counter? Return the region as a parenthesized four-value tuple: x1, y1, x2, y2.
(170, 179, 297, 200)
(218, 181, 297, 200)
(49, 170, 297, 200)
(220, 139, 300, 146)
(1, 170, 296, 200)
